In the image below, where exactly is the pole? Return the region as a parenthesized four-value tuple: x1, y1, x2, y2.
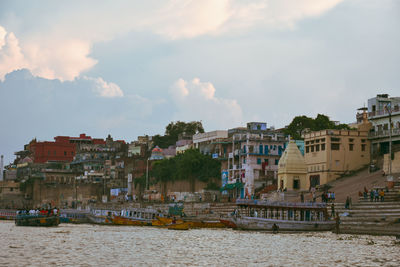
(146, 158, 149, 190)
(388, 108, 392, 177)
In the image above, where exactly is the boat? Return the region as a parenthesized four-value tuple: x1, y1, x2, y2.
(112, 208, 166, 226)
(0, 209, 17, 220)
(228, 199, 335, 232)
(167, 221, 190, 230)
(87, 209, 119, 225)
(184, 218, 226, 228)
(59, 209, 90, 224)
(15, 214, 59, 227)
(219, 218, 237, 228)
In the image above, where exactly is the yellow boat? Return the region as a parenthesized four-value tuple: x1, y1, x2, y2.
(167, 222, 190, 230)
(154, 216, 184, 226)
(184, 219, 226, 229)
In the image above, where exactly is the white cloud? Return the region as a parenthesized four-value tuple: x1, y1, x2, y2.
(170, 78, 243, 129)
(0, 1, 344, 81)
(0, 26, 28, 81)
(83, 76, 124, 98)
(0, 25, 97, 81)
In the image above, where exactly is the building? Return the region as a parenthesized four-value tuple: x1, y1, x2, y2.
(303, 128, 370, 188)
(367, 94, 400, 157)
(277, 140, 307, 191)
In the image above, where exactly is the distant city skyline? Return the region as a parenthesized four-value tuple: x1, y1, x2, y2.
(1, 0, 399, 163)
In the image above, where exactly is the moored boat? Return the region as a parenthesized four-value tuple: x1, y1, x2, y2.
(59, 209, 90, 224)
(230, 199, 335, 232)
(167, 222, 190, 230)
(87, 209, 118, 225)
(0, 209, 17, 220)
(111, 208, 165, 226)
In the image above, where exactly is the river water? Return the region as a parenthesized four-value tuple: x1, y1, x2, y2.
(0, 221, 398, 266)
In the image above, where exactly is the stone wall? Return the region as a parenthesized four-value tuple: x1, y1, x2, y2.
(383, 151, 400, 174)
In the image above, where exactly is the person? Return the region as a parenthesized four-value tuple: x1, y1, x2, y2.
(272, 223, 279, 233)
(379, 189, 385, 202)
(335, 214, 340, 234)
(300, 192, 304, 203)
(370, 190, 374, 202)
(331, 203, 335, 218)
(374, 189, 379, 202)
(345, 197, 349, 209)
(363, 190, 368, 200)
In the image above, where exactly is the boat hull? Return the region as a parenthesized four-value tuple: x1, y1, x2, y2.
(111, 216, 152, 226)
(15, 215, 60, 227)
(87, 214, 113, 225)
(167, 222, 190, 230)
(233, 216, 335, 231)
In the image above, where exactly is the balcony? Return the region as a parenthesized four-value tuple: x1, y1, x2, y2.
(369, 128, 400, 139)
(368, 106, 400, 119)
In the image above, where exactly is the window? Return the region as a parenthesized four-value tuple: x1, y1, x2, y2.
(349, 138, 354, 142)
(275, 159, 279, 165)
(293, 178, 300, 189)
(257, 158, 261, 165)
(48, 151, 51, 156)
(321, 144, 325, 151)
(71, 152, 74, 155)
(306, 146, 309, 153)
(315, 139, 320, 143)
(264, 159, 269, 165)
(349, 144, 354, 151)
(361, 139, 366, 143)
(361, 144, 366, 151)
(331, 144, 340, 150)
(311, 146, 314, 152)
(259, 145, 263, 154)
(306, 141, 310, 145)
(264, 145, 269, 155)
(316, 144, 320, 152)
(331, 137, 341, 142)
(54, 151, 56, 155)
(243, 145, 246, 153)
(64, 151, 67, 156)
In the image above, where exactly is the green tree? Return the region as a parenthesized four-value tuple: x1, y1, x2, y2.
(152, 149, 220, 193)
(285, 114, 351, 140)
(153, 121, 204, 148)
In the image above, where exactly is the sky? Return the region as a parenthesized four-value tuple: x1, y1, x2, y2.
(0, 0, 399, 164)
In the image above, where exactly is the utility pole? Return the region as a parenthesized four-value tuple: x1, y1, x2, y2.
(386, 103, 392, 178)
(146, 158, 149, 190)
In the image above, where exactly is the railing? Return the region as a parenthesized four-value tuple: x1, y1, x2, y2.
(369, 106, 400, 118)
(236, 199, 327, 208)
(369, 128, 400, 138)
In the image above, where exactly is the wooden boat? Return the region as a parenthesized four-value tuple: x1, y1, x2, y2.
(15, 214, 59, 227)
(184, 219, 226, 229)
(230, 199, 335, 232)
(167, 222, 190, 230)
(0, 209, 17, 220)
(87, 209, 118, 225)
(220, 218, 237, 229)
(154, 216, 183, 226)
(112, 208, 165, 226)
(59, 209, 90, 224)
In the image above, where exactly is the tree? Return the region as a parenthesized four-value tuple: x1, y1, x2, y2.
(153, 121, 204, 148)
(152, 149, 220, 193)
(284, 114, 351, 140)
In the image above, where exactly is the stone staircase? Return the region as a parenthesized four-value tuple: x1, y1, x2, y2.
(334, 201, 400, 236)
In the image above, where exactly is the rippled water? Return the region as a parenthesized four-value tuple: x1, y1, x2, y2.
(0, 221, 399, 267)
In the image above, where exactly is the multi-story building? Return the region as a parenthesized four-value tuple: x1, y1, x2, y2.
(303, 127, 370, 188)
(367, 94, 400, 157)
(195, 123, 286, 198)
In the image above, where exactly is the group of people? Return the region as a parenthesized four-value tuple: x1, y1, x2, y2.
(17, 207, 59, 217)
(321, 191, 336, 203)
(360, 186, 386, 202)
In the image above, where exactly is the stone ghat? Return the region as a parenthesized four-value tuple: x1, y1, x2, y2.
(334, 201, 400, 236)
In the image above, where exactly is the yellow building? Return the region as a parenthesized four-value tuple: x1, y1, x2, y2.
(277, 140, 307, 191)
(303, 129, 370, 188)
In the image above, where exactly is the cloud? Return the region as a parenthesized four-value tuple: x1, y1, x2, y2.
(0, 1, 344, 81)
(170, 78, 243, 129)
(83, 76, 123, 98)
(0, 26, 28, 80)
(0, 25, 96, 81)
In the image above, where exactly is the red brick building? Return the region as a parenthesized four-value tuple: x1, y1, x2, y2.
(30, 134, 106, 163)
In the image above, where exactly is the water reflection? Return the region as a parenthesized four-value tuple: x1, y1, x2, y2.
(0, 221, 398, 266)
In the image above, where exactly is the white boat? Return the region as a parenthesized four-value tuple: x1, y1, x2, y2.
(87, 209, 119, 225)
(230, 199, 335, 232)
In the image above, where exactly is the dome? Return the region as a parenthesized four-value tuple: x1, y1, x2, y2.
(152, 146, 163, 153)
(278, 140, 306, 174)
